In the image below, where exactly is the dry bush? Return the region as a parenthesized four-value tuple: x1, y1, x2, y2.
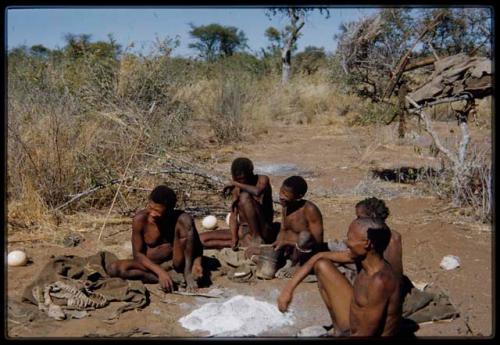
(420, 143, 491, 223)
(7, 44, 198, 230)
(240, 73, 363, 128)
(348, 173, 424, 199)
(7, 179, 54, 232)
(207, 76, 246, 143)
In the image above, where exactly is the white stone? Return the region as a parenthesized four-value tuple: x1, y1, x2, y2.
(225, 212, 231, 226)
(440, 255, 461, 270)
(179, 295, 294, 336)
(202, 215, 218, 230)
(412, 281, 429, 291)
(7, 250, 28, 267)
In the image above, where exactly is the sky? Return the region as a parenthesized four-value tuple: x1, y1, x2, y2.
(6, 7, 379, 57)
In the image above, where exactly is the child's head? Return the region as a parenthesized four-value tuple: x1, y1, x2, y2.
(231, 157, 254, 182)
(355, 197, 389, 221)
(279, 176, 307, 206)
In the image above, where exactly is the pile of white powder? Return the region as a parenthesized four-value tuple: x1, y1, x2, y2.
(178, 295, 295, 337)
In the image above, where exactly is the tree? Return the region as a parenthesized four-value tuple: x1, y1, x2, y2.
(263, 26, 283, 56)
(260, 26, 296, 76)
(419, 8, 492, 58)
(63, 33, 121, 60)
(188, 23, 248, 62)
(64, 33, 92, 59)
(336, 8, 492, 215)
(30, 44, 51, 59)
(266, 7, 330, 84)
(294, 46, 327, 75)
(336, 8, 492, 103)
(336, 8, 416, 102)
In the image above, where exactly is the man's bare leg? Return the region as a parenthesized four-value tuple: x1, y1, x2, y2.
(238, 191, 270, 243)
(108, 259, 159, 283)
(172, 233, 203, 280)
(108, 242, 173, 283)
(199, 230, 233, 249)
(314, 258, 353, 333)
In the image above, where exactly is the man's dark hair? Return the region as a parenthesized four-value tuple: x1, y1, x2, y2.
(367, 223, 391, 255)
(149, 185, 177, 209)
(357, 218, 390, 255)
(231, 157, 254, 176)
(282, 175, 308, 198)
(356, 197, 390, 221)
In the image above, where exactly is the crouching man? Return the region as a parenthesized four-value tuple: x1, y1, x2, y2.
(272, 175, 324, 277)
(108, 185, 203, 292)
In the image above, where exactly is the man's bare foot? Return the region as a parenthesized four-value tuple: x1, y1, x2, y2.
(275, 259, 298, 279)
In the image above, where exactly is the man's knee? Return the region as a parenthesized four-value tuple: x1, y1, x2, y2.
(107, 261, 122, 277)
(238, 191, 253, 207)
(314, 258, 332, 275)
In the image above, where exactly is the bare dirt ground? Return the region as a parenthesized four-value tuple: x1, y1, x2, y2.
(6, 121, 493, 338)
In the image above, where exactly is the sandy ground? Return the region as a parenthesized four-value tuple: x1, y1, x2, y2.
(6, 121, 493, 338)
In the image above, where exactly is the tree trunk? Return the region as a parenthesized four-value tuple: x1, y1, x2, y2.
(406, 95, 474, 207)
(281, 44, 292, 84)
(397, 82, 408, 138)
(280, 9, 305, 85)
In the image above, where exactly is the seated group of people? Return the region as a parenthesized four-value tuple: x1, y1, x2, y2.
(108, 157, 404, 336)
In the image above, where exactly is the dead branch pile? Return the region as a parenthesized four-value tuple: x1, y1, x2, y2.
(408, 53, 492, 105)
(52, 153, 229, 217)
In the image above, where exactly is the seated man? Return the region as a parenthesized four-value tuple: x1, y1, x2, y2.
(199, 157, 277, 250)
(272, 176, 324, 276)
(355, 197, 403, 278)
(277, 218, 402, 336)
(108, 185, 203, 292)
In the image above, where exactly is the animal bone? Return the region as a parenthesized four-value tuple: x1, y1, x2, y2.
(48, 281, 109, 310)
(33, 280, 109, 320)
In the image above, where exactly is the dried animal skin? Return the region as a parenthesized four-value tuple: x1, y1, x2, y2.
(32, 280, 109, 320)
(47, 281, 109, 310)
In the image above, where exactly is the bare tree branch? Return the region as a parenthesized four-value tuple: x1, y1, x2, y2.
(406, 95, 458, 165)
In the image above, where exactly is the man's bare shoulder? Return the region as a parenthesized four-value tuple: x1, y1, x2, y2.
(304, 200, 322, 215)
(371, 264, 398, 290)
(131, 210, 148, 232)
(176, 211, 194, 227)
(390, 229, 401, 240)
(133, 209, 148, 223)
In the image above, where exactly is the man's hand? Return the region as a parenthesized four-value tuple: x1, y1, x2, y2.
(222, 182, 235, 197)
(277, 288, 293, 313)
(272, 240, 290, 251)
(158, 271, 174, 293)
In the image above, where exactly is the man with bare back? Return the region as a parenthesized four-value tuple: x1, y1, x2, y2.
(272, 176, 324, 277)
(278, 217, 402, 336)
(108, 185, 203, 292)
(199, 157, 277, 250)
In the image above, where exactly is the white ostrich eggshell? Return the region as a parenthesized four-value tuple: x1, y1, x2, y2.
(202, 215, 218, 230)
(8, 250, 28, 267)
(226, 213, 231, 226)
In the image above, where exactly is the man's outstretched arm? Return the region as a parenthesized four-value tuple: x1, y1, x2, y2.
(277, 250, 354, 312)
